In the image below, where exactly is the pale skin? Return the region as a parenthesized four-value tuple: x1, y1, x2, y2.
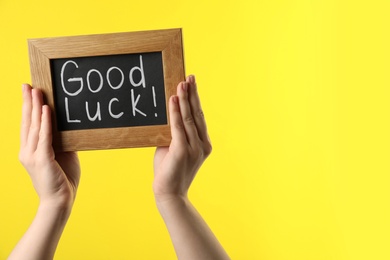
(9, 75, 230, 260)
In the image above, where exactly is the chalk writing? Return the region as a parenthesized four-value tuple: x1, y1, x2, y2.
(51, 52, 167, 131)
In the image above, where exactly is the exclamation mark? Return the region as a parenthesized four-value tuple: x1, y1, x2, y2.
(152, 86, 157, 117)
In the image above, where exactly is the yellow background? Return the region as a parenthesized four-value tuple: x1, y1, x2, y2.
(1, 0, 390, 259)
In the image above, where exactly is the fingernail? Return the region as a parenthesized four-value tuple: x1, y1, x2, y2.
(182, 82, 187, 91)
(172, 95, 178, 103)
(188, 75, 195, 84)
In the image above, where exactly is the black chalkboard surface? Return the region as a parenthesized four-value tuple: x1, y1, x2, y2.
(51, 52, 167, 131)
(28, 29, 185, 151)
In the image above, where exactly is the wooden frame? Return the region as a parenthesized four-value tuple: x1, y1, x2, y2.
(28, 28, 185, 151)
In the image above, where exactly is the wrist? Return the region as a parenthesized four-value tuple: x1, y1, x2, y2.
(155, 192, 187, 204)
(38, 197, 74, 219)
(155, 193, 191, 213)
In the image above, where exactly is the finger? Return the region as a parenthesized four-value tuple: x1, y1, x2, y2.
(186, 75, 210, 143)
(20, 84, 32, 147)
(177, 81, 200, 147)
(27, 88, 44, 151)
(168, 95, 187, 146)
(37, 105, 53, 153)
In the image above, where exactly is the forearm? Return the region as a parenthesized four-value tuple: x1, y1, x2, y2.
(156, 196, 230, 260)
(8, 202, 72, 260)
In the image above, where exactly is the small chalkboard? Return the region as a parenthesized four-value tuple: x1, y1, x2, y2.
(51, 52, 167, 131)
(28, 29, 185, 151)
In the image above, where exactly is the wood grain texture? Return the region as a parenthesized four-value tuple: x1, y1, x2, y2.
(28, 28, 185, 151)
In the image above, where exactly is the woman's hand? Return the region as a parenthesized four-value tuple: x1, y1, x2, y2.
(19, 84, 80, 210)
(153, 75, 212, 202)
